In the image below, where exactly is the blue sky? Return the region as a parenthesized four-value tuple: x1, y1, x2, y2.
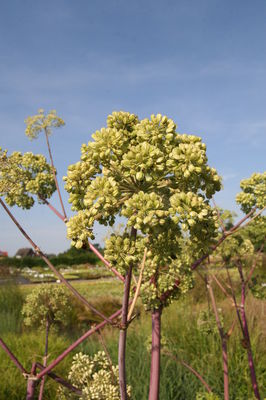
(0, 0, 265, 255)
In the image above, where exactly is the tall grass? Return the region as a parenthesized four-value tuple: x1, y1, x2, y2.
(0, 281, 265, 399)
(0, 284, 24, 334)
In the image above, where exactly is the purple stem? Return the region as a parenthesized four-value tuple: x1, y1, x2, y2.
(36, 306, 123, 380)
(163, 207, 257, 305)
(191, 207, 256, 271)
(38, 318, 50, 400)
(39, 195, 67, 222)
(207, 281, 229, 400)
(148, 307, 162, 400)
(222, 339, 229, 400)
(0, 337, 27, 374)
(36, 362, 82, 395)
(237, 263, 261, 400)
(26, 363, 38, 400)
(88, 242, 125, 282)
(163, 352, 212, 393)
(118, 227, 136, 400)
(118, 265, 133, 400)
(26, 378, 37, 400)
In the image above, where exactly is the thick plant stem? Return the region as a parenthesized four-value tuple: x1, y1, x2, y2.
(36, 362, 82, 395)
(26, 379, 37, 400)
(118, 227, 136, 400)
(149, 307, 162, 400)
(237, 263, 261, 400)
(44, 128, 67, 220)
(119, 265, 133, 400)
(0, 337, 27, 374)
(38, 318, 50, 400)
(26, 363, 38, 400)
(222, 339, 229, 400)
(207, 281, 229, 400)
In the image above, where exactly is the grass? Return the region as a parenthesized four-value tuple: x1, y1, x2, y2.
(0, 269, 265, 399)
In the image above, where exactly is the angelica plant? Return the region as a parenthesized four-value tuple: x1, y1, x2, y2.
(25, 109, 67, 219)
(208, 176, 266, 400)
(22, 284, 72, 400)
(22, 284, 72, 330)
(236, 172, 266, 213)
(0, 147, 55, 208)
(64, 111, 222, 399)
(0, 107, 264, 399)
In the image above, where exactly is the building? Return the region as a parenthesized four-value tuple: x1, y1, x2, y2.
(15, 248, 35, 258)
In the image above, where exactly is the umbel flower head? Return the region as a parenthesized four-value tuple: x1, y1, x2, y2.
(25, 109, 65, 139)
(58, 351, 131, 400)
(65, 111, 221, 308)
(22, 284, 72, 329)
(236, 172, 266, 213)
(0, 147, 56, 209)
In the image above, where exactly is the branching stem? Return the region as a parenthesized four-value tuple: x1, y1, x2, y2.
(44, 128, 67, 220)
(0, 198, 112, 324)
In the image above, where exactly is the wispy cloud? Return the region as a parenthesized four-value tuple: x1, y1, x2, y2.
(222, 173, 238, 181)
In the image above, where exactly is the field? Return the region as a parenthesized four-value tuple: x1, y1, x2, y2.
(0, 265, 265, 399)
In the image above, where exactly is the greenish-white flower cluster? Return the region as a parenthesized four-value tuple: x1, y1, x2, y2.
(105, 229, 194, 309)
(22, 284, 72, 329)
(0, 148, 55, 209)
(58, 351, 131, 400)
(236, 172, 266, 213)
(25, 109, 65, 139)
(215, 237, 254, 262)
(64, 111, 221, 308)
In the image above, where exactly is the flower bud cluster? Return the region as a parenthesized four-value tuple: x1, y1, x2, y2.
(64, 160, 100, 211)
(22, 284, 72, 329)
(169, 191, 219, 248)
(121, 191, 169, 233)
(121, 142, 165, 183)
(167, 138, 207, 178)
(25, 109, 65, 139)
(0, 149, 55, 209)
(107, 111, 139, 132)
(236, 172, 266, 213)
(83, 176, 120, 217)
(65, 111, 221, 307)
(134, 114, 176, 148)
(104, 233, 145, 275)
(140, 258, 193, 309)
(66, 211, 95, 248)
(166, 138, 221, 197)
(215, 236, 254, 262)
(58, 351, 131, 400)
(88, 127, 131, 164)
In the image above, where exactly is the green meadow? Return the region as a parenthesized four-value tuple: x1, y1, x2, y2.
(0, 271, 265, 399)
